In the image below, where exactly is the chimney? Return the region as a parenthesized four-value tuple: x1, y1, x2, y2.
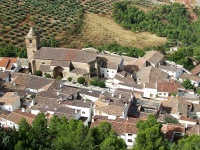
(31, 100, 35, 106)
(106, 100, 109, 105)
(125, 103, 128, 107)
(75, 109, 77, 113)
(57, 91, 59, 96)
(119, 94, 122, 99)
(13, 82, 16, 86)
(84, 99, 86, 103)
(22, 108, 25, 112)
(131, 93, 134, 98)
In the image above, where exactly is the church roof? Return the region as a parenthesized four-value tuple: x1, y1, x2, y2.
(33, 47, 97, 63)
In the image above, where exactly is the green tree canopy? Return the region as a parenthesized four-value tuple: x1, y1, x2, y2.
(100, 137, 127, 150)
(77, 77, 85, 84)
(182, 78, 194, 89)
(34, 70, 42, 76)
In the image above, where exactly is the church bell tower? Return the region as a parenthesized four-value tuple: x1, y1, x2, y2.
(25, 27, 40, 73)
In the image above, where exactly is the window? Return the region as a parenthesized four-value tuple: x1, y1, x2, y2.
(29, 39, 32, 43)
(128, 134, 132, 136)
(107, 70, 109, 72)
(10, 122, 12, 125)
(164, 93, 166, 95)
(42, 62, 45, 64)
(82, 111, 85, 114)
(128, 139, 132, 142)
(112, 71, 114, 73)
(9, 107, 11, 111)
(159, 93, 161, 95)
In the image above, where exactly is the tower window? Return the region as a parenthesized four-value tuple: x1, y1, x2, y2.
(29, 39, 32, 43)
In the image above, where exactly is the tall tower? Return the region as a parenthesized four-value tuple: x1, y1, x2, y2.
(25, 27, 40, 73)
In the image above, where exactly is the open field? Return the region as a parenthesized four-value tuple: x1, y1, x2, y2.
(79, 13, 167, 48)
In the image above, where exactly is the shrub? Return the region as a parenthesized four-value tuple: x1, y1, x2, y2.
(56, 75, 62, 80)
(77, 77, 85, 84)
(67, 77, 72, 82)
(34, 70, 42, 76)
(45, 73, 51, 78)
(98, 81, 106, 88)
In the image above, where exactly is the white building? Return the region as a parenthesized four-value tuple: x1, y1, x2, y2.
(158, 64, 183, 78)
(179, 73, 200, 87)
(0, 92, 21, 111)
(0, 57, 21, 72)
(91, 115, 139, 148)
(142, 83, 157, 98)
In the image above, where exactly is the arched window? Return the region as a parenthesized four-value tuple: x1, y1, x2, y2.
(29, 39, 32, 44)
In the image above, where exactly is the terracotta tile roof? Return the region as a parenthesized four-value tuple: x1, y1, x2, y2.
(70, 68, 88, 74)
(114, 72, 135, 84)
(161, 124, 185, 140)
(123, 56, 137, 65)
(31, 96, 60, 111)
(61, 100, 92, 108)
(179, 73, 200, 82)
(0, 71, 10, 79)
(91, 115, 139, 134)
(193, 104, 200, 112)
(39, 65, 50, 72)
(101, 61, 118, 70)
(190, 64, 200, 75)
(50, 60, 70, 67)
(0, 92, 20, 105)
(137, 66, 168, 83)
(144, 51, 164, 66)
(162, 98, 179, 114)
(186, 125, 200, 136)
(98, 54, 123, 64)
(157, 80, 185, 93)
(4, 57, 18, 70)
(34, 47, 97, 63)
(11, 73, 55, 90)
(6, 110, 36, 125)
(144, 83, 157, 89)
(179, 116, 197, 123)
(0, 59, 9, 67)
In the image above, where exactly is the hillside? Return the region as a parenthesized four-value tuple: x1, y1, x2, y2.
(0, 0, 167, 49)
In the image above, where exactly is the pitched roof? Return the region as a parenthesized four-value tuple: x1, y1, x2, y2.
(98, 54, 123, 64)
(6, 110, 36, 125)
(26, 27, 35, 37)
(34, 48, 97, 63)
(157, 80, 185, 93)
(91, 115, 139, 134)
(0, 92, 20, 105)
(114, 71, 135, 84)
(50, 60, 70, 67)
(61, 100, 92, 108)
(144, 51, 164, 65)
(190, 64, 200, 75)
(70, 68, 88, 74)
(11, 73, 55, 90)
(101, 61, 118, 70)
(186, 125, 200, 136)
(39, 65, 50, 72)
(158, 64, 183, 72)
(0, 58, 18, 70)
(179, 73, 200, 82)
(161, 124, 185, 140)
(137, 66, 168, 83)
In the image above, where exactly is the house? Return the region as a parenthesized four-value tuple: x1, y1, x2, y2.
(8, 72, 55, 93)
(123, 56, 146, 73)
(0, 57, 21, 72)
(161, 124, 185, 142)
(79, 90, 100, 102)
(98, 54, 123, 78)
(158, 63, 183, 78)
(113, 71, 136, 87)
(137, 66, 169, 84)
(0, 110, 36, 129)
(129, 99, 162, 118)
(91, 115, 139, 148)
(142, 83, 157, 98)
(0, 92, 21, 111)
(61, 99, 93, 125)
(186, 125, 200, 136)
(157, 80, 185, 98)
(190, 64, 200, 76)
(179, 73, 200, 87)
(143, 51, 164, 67)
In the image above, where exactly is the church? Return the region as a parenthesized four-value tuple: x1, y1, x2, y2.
(25, 27, 101, 82)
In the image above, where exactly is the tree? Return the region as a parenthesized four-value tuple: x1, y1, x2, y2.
(34, 70, 42, 76)
(170, 135, 200, 150)
(182, 78, 194, 89)
(98, 81, 106, 88)
(45, 73, 51, 78)
(67, 77, 72, 82)
(133, 115, 169, 150)
(56, 75, 62, 80)
(100, 137, 127, 150)
(77, 77, 85, 84)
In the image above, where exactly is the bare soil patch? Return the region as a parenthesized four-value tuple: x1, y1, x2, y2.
(80, 13, 167, 49)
